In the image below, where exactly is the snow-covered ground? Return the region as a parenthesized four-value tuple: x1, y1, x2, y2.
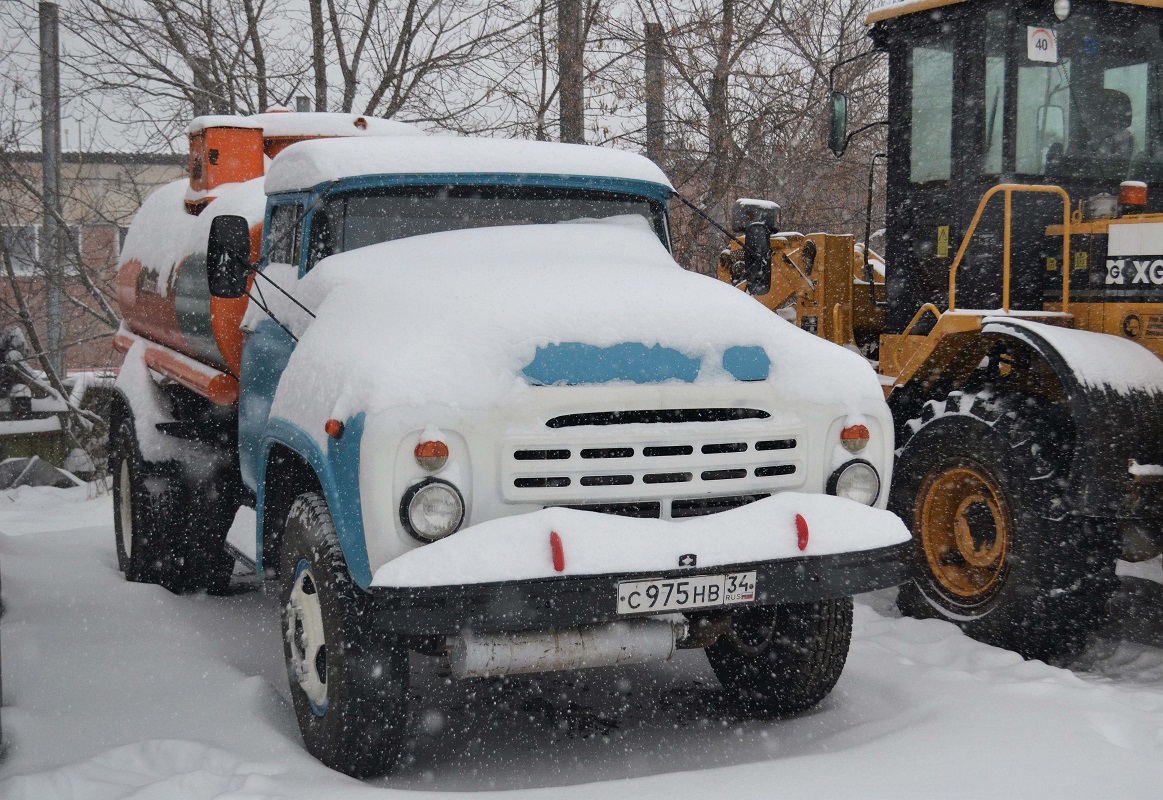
(1, 484, 1162, 799)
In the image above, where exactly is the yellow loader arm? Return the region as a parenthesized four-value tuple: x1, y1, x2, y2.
(718, 232, 885, 352)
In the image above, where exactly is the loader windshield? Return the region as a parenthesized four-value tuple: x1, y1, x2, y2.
(305, 184, 669, 270)
(1014, 12, 1163, 181)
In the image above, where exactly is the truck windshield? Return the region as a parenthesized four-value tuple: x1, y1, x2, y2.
(307, 185, 669, 268)
(1015, 13, 1162, 181)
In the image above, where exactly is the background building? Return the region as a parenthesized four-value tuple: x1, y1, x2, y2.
(0, 150, 184, 370)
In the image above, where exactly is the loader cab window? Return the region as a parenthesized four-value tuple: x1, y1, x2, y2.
(1014, 13, 1161, 180)
(982, 10, 1007, 175)
(910, 45, 955, 183)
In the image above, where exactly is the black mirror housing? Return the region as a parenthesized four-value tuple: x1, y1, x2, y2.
(731, 198, 781, 234)
(742, 223, 772, 297)
(829, 91, 849, 157)
(732, 199, 779, 297)
(207, 215, 252, 299)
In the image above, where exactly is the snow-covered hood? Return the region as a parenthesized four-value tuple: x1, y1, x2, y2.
(265, 218, 884, 437)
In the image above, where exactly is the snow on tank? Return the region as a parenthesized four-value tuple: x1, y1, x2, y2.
(186, 110, 421, 139)
(264, 136, 673, 195)
(116, 111, 424, 380)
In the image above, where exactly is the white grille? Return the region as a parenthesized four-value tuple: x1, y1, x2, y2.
(501, 424, 805, 511)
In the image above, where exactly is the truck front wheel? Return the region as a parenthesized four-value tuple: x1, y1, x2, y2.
(705, 598, 853, 719)
(279, 491, 410, 777)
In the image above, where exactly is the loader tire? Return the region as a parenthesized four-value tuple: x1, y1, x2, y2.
(706, 598, 853, 719)
(280, 491, 409, 777)
(892, 389, 1117, 662)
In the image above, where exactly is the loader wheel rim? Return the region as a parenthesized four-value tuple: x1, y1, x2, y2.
(119, 458, 133, 560)
(287, 559, 329, 714)
(919, 464, 1009, 599)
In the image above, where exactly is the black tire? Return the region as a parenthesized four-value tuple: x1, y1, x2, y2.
(165, 476, 237, 595)
(893, 389, 1117, 661)
(279, 491, 409, 777)
(110, 416, 236, 593)
(706, 598, 853, 719)
(111, 419, 167, 583)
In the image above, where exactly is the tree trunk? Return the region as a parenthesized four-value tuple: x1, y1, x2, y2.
(558, 0, 584, 143)
(310, 0, 327, 111)
(644, 21, 665, 164)
(707, 0, 734, 212)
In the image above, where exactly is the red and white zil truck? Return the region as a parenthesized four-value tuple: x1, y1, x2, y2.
(110, 111, 911, 776)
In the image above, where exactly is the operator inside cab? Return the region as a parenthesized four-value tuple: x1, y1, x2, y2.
(1019, 14, 1157, 181)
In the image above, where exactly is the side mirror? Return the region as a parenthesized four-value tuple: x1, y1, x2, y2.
(829, 91, 849, 157)
(732, 199, 780, 297)
(207, 215, 251, 299)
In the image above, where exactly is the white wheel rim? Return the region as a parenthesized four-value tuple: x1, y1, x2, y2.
(118, 458, 133, 560)
(286, 560, 329, 713)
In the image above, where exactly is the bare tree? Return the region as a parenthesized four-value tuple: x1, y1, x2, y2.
(481, 1, 632, 142)
(309, 0, 530, 129)
(62, 0, 304, 149)
(591, 0, 885, 272)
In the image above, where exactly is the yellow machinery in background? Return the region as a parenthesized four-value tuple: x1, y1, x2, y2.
(719, 0, 1163, 661)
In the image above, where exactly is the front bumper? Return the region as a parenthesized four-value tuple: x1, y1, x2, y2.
(368, 540, 911, 636)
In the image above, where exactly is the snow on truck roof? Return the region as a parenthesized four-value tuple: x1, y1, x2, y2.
(264, 136, 674, 195)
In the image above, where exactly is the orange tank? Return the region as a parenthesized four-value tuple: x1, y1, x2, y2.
(115, 111, 411, 398)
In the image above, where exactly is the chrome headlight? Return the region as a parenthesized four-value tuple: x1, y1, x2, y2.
(827, 460, 880, 506)
(400, 478, 465, 541)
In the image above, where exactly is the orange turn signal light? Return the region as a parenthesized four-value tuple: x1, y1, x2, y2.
(1121, 181, 1148, 208)
(324, 419, 345, 439)
(415, 440, 449, 471)
(840, 424, 870, 452)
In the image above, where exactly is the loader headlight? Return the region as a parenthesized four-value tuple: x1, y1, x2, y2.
(400, 478, 465, 542)
(827, 460, 880, 506)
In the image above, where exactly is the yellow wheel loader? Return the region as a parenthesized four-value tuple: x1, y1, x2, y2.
(721, 0, 1163, 661)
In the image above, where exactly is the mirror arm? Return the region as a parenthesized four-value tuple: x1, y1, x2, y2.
(670, 191, 738, 241)
(863, 152, 888, 307)
(246, 261, 316, 320)
(243, 284, 300, 344)
(839, 120, 889, 157)
(829, 49, 881, 93)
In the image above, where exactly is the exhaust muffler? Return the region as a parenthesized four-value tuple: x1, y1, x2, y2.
(448, 619, 682, 679)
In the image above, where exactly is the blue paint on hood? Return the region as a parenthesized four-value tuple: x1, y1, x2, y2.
(522, 342, 771, 385)
(523, 342, 699, 385)
(722, 346, 771, 381)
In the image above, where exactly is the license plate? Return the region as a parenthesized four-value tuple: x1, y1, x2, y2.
(616, 571, 757, 615)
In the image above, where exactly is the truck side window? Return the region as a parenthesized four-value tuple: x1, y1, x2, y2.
(910, 45, 955, 183)
(267, 203, 303, 265)
(305, 206, 338, 272)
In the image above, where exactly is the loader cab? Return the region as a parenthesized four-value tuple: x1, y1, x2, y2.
(867, 0, 1163, 333)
